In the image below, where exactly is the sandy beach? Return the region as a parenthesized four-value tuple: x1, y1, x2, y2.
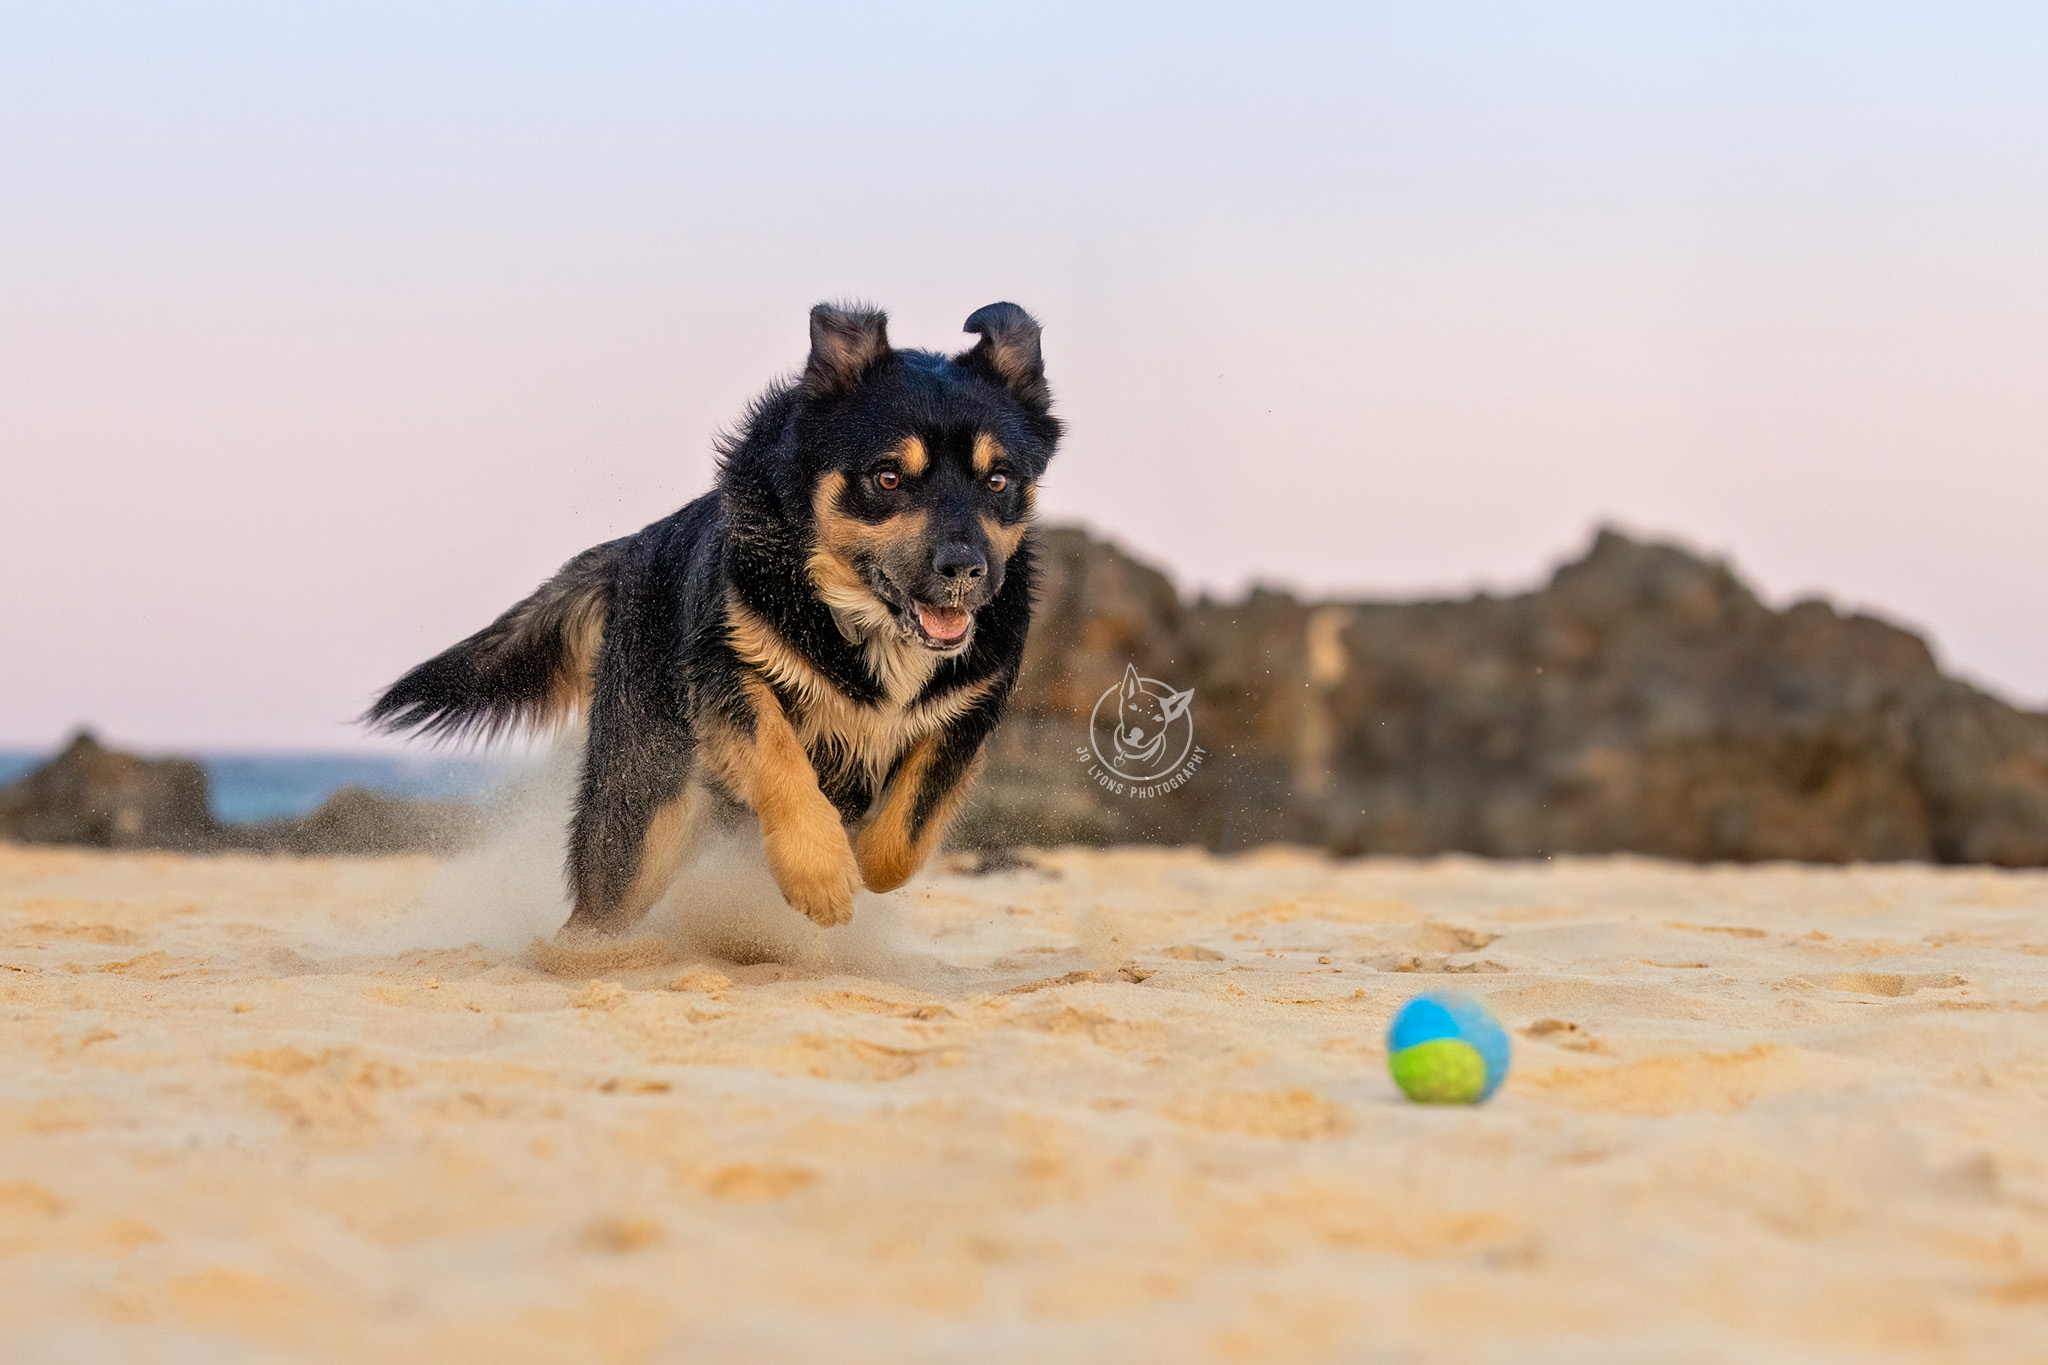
(3, 839, 2047, 1363)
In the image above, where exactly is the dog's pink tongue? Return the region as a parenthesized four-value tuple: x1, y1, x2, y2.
(917, 603, 971, 641)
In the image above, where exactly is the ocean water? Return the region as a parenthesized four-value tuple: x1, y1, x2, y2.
(0, 749, 508, 825)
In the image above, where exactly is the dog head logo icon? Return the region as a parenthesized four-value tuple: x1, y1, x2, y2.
(1090, 664, 1196, 783)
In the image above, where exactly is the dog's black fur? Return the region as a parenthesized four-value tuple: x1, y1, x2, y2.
(367, 302, 1060, 935)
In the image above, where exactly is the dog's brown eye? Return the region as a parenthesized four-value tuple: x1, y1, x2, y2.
(875, 470, 900, 491)
(986, 472, 1009, 493)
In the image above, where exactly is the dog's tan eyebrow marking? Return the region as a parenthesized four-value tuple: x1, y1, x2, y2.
(972, 433, 1006, 475)
(894, 436, 928, 476)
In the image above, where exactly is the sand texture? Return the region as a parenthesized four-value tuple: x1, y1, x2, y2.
(3, 841, 2048, 1363)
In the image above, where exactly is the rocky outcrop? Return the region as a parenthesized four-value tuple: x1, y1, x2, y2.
(226, 786, 480, 857)
(10, 527, 2046, 866)
(0, 732, 217, 849)
(960, 526, 2048, 865)
(0, 732, 471, 856)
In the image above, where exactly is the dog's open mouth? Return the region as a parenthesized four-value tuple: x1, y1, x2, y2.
(867, 571, 977, 651)
(913, 602, 972, 646)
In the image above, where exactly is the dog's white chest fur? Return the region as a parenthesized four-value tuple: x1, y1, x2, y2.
(795, 630, 957, 784)
(727, 594, 977, 786)
(860, 631, 944, 709)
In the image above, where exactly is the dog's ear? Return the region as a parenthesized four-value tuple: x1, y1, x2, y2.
(804, 303, 892, 398)
(959, 302, 1048, 409)
(1119, 663, 1142, 704)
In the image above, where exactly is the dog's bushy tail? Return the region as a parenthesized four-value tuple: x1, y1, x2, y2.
(364, 539, 627, 744)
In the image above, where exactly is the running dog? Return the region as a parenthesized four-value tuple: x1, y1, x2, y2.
(366, 302, 1060, 936)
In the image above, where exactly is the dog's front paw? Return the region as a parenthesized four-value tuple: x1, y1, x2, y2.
(764, 824, 861, 927)
(854, 819, 924, 894)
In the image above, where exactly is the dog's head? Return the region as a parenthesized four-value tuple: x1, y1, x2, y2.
(794, 302, 1061, 653)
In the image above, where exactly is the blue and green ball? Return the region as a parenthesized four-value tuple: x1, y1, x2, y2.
(1387, 992, 1511, 1104)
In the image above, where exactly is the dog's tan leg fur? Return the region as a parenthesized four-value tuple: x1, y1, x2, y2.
(704, 678, 861, 926)
(613, 782, 705, 928)
(855, 735, 980, 893)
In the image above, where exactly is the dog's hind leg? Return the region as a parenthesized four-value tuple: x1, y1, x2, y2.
(562, 780, 703, 938)
(559, 699, 702, 939)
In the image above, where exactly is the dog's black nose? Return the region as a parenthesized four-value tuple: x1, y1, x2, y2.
(933, 543, 987, 581)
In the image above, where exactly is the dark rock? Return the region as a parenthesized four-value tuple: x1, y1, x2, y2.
(0, 733, 477, 857)
(0, 731, 218, 849)
(965, 525, 2048, 865)
(11, 526, 2044, 867)
(227, 787, 480, 857)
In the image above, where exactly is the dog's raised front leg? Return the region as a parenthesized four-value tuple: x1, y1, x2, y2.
(856, 689, 1002, 893)
(704, 677, 861, 927)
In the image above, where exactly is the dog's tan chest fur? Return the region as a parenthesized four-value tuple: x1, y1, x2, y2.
(726, 597, 986, 789)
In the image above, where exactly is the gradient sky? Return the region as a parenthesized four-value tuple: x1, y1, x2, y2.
(3, 2, 2045, 749)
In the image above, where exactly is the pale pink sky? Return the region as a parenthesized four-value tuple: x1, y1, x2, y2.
(3, 5, 2046, 749)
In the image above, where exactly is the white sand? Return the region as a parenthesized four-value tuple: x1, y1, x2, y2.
(3, 841, 2047, 1363)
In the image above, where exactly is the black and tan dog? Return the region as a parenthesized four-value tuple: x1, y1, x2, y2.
(367, 302, 1060, 936)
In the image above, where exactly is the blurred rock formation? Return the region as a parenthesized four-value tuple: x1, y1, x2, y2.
(7, 526, 2046, 865)
(0, 732, 471, 856)
(233, 786, 479, 857)
(0, 732, 217, 849)
(959, 525, 2048, 865)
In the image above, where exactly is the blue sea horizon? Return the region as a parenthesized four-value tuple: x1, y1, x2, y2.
(0, 748, 510, 825)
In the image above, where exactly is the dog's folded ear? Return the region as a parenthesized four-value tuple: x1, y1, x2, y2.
(804, 303, 892, 398)
(959, 302, 1049, 410)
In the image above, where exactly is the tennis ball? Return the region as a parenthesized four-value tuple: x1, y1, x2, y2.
(1387, 992, 1511, 1104)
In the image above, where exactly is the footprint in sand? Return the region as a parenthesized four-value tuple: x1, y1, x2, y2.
(1812, 972, 1967, 998)
(1523, 1043, 1803, 1117)
(1522, 1018, 1607, 1053)
(1408, 924, 1501, 954)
